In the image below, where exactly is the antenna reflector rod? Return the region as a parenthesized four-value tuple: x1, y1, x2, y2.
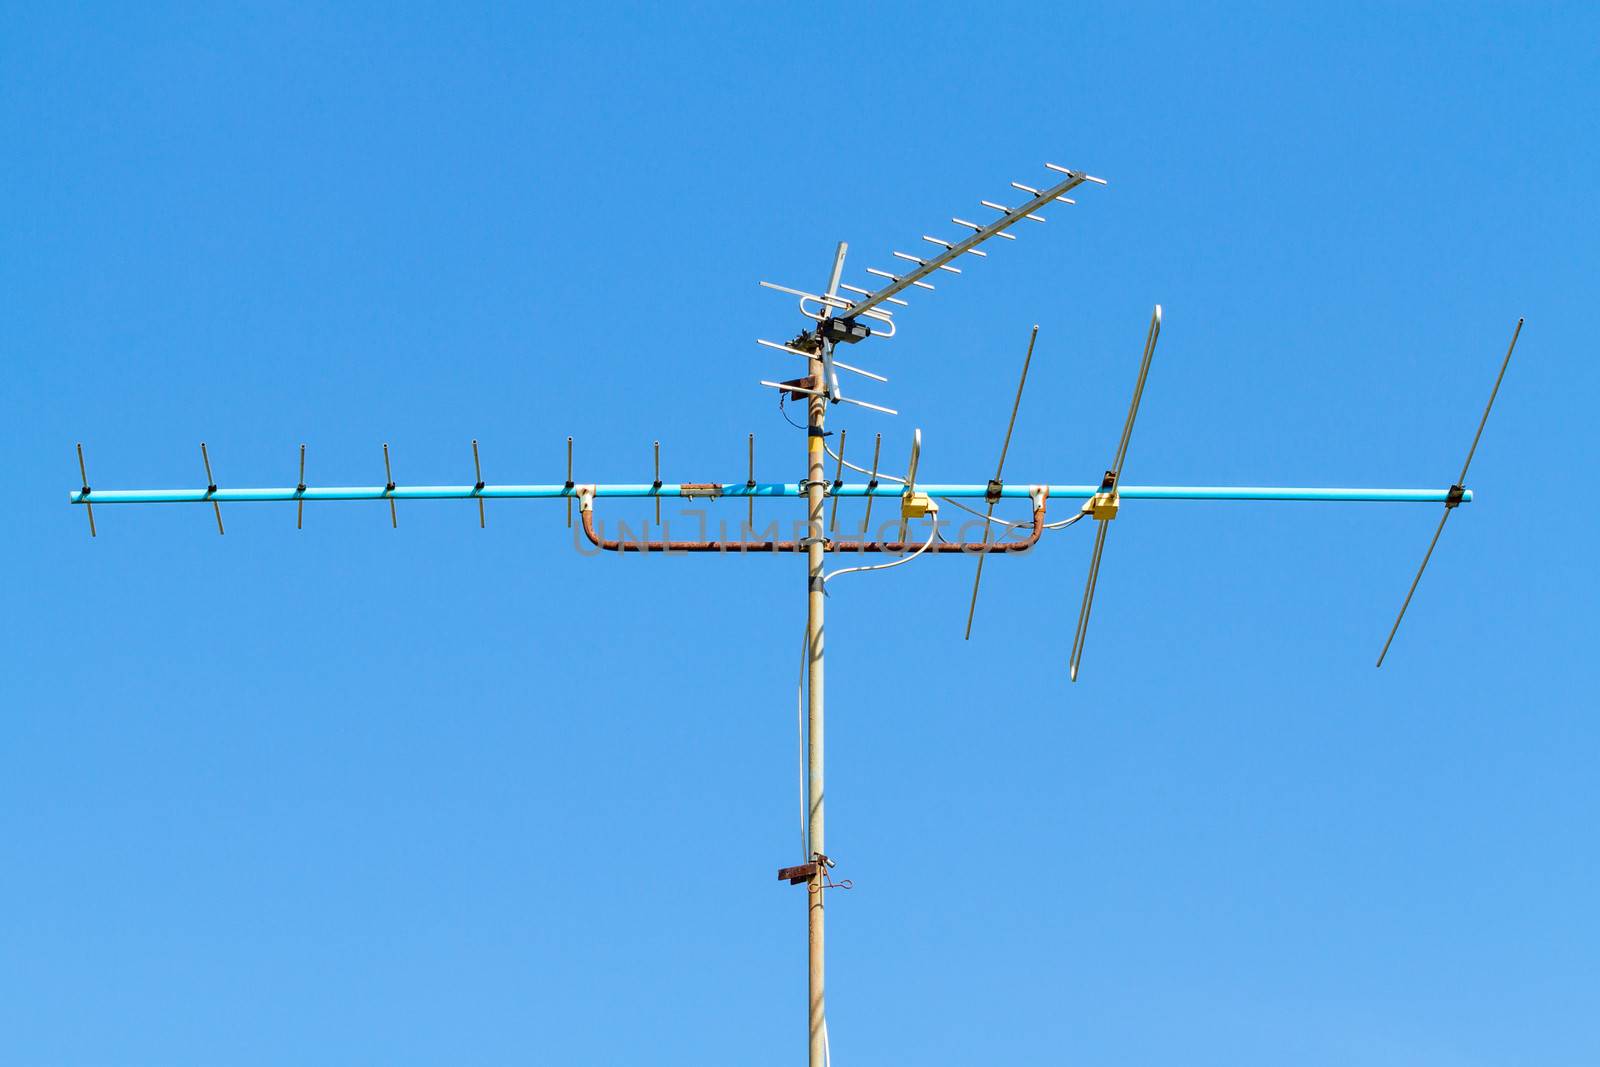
(653, 440, 662, 525)
(1068, 520, 1110, 682)
(759, 338, 814, 358)
(566, 436, 574, 529)
(840, 282, 909, 306)
(866, 266, 935, 291)
(861, 434, 883, 536)
(829, 429, 847, 533)
(966, 325, 1039, 640)
(836, 395, 898, 416)
(296, 443, 306, 530)
(747, 432, 755, 528)
(892, 246, 965, 273)
(382, 443, 397, 528)
(472, 439, 485, 528)
(1376, 317, 1523, 667)
(1069, 305, 1163, 681)
(952, 217, 1017, 240)
(200, 442, 223, 535)
(830, 359, 887, 383)
(1045, 163, 1106, 184)
(76, 442, 96, 538)
(897, 428, 923, 544)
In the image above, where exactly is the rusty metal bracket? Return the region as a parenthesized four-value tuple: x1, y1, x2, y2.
(782, 375, 819, 400)
(680, 484, 723, 499)
(581, 490, 1048, 553)
(778, 861, 818, 885)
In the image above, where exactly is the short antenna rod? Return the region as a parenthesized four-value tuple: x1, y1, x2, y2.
(201, 442, 223, 535)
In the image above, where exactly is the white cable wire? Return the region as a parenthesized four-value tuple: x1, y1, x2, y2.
(940, 493, 1093, 531)
(827, 439, 1089, 530)
(821, 509, 939, 586)
(824, 440, 906, 484)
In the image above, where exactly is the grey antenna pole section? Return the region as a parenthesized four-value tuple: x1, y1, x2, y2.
(803, 242, 851, 1067)
(1376, 317, 1523, 667)
(965, 325, 1039, 639)
(1070, 305, 1162, 682)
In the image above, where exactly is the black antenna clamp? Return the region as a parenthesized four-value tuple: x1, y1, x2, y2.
(985, 478, 1004, 503)
(1445, 483, 1466, 509)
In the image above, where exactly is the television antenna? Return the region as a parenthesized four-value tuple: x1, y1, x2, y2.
(68, 159, 1522, 1066)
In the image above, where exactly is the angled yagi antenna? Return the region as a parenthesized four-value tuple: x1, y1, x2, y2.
(1069, 305, 1162, 682)
(839, 163, 1103, 323)
(964, 325, 1039, 639)
(1376, 317, 1523, 667)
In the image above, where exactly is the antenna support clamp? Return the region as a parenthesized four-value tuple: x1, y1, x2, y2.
(1445, 483, 1466, 509)
(901, 490, 934, 520)
(1089, 469, 1120, 521)
(820, 317, 871, 345)
(680, 483, 722, 499)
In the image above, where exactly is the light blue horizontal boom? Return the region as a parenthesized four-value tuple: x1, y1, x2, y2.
(69, 483, 1471, 505)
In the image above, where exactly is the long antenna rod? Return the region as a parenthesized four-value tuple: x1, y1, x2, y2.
(1070, 304, 1162, 682)
(1376, 317, 1523, 667)
(965, 325, 1039, 639)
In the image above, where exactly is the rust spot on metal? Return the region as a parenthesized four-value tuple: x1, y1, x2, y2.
(782, 375, 819, 400)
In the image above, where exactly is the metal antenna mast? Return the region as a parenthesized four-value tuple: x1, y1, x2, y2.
(67, 160, 1523, 1066)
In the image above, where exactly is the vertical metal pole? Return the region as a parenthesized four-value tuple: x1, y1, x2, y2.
(807, 241, 846, 1067)
(806, 347, 828, 1067)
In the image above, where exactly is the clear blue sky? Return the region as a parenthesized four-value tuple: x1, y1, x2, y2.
(4, 4, 1597, 1064)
